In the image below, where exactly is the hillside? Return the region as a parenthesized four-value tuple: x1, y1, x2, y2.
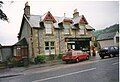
(93, 24, 119, 38)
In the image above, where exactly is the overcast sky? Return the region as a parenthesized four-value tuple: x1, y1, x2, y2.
(0, 1, 119, 45)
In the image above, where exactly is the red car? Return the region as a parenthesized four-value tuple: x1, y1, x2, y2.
(62, 50, 89, 63)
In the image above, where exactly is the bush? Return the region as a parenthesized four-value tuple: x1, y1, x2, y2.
(57, 53, 63, 59)
(48, 55, 55, 61)
(29, 57, 34, 64)
(34, 53, 46, 64)
(7, 57, 16, 68)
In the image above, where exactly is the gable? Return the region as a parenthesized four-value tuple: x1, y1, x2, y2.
(43, 11, 56, 23)
(80, 15, 88, 24)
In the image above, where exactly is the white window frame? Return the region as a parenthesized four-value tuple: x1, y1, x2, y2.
(45, 23, 52, 34)
(63, 24, 70, 35)
(45, 41, 55, 55)
(79, 29, 85, 35)
(79, 25, 85, 35)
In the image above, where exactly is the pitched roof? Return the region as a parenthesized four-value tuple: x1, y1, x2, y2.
(97, 32, 116, 41)
(72, 15, 88, 25)
(85, 25, 95, 30)
(27, 15, 41, 28)
(14, 38, 28, 46)
(27, 14, 91, 29)
(41, 11, 57, 23)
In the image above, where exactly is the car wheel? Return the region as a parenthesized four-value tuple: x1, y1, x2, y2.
(66, 61, 68, 64)
(86, 56, 89, 60)
(109, 54, 112, 58)
(113, 54, 116, 57)
(101, 56, 104, 59)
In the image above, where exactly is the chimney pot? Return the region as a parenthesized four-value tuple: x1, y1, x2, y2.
(24, 2, 30, 16)
(73, 9, 79, 18)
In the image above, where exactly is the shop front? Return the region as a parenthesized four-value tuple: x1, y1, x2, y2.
(65, 37, 91, 53)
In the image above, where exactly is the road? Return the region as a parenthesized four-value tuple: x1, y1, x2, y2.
(0, 57, 119, 82)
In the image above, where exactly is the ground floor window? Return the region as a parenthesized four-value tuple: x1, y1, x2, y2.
(67, 40, 90, 51)
(45, 41, 55, 55)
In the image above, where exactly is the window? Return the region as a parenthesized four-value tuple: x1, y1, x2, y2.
(45, 41, 55, 55)
(45, 23, 52, 34)
(79, 29, 84, 35)
(64, 24, 70, 35)
(79, 25, 85, 35)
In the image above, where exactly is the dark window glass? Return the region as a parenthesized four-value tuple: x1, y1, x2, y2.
(45, 42, 49, 46)
(45, 47, 49, 50)
(51, 42, 54, 46)
(51, 47, 54, 50)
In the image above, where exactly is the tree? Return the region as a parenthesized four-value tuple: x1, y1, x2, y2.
(0, 1, 8, 21)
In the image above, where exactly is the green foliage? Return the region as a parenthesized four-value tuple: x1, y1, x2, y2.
(47, 55, 54, 61)
(7, 57, 29, 67)
(7, 57, 16, 68)
(34, 53, 46, 64)
(29, 57, 34, 64)
(93, 24, 119, 38)
(57, 53, 63, 59)
(0, 1, 8, 21)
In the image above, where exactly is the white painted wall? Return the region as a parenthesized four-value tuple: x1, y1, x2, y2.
(98, 39, 114, 48)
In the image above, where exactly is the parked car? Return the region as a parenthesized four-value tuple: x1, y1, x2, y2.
(62, 50, 89, 63)
(98, 46, 119, 59)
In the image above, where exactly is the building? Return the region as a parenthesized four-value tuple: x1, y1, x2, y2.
(0, 44, 13, 62)
(97, 31, 119, 48)
(16, 2, 95, 59)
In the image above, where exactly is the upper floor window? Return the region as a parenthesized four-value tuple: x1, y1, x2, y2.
(45, 23, 52, 34)
(79, 25, 85, 35)
(64, 24, 70, 35)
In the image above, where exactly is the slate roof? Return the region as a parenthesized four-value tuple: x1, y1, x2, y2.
(14, 38, 28, 46)
(27, 15, 41, 27)
(85, 25, 95, 30)
(26, 14, 93, 30)
(97, 32, 116, 41)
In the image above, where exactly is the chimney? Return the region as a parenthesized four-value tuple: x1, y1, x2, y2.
(73, 9, 79, 18)
(24, 2, 30, 16)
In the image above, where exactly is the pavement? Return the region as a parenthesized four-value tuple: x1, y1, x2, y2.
(0, 54, 100, 78)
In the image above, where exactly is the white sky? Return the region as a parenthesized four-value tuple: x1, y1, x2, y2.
(0, 1, 119, 45)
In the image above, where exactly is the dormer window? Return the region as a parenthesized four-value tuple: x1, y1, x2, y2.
(79, 25, 85, 35)
(63, 24, 70, 35)
(45, 23, 52, 34)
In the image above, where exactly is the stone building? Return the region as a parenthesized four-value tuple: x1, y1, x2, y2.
(0, 44, 13, 62)
(97, 31, 119, 48)
(16, 2, 95, 59)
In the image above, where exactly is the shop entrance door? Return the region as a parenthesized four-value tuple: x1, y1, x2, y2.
(75, 41, 90, 51)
